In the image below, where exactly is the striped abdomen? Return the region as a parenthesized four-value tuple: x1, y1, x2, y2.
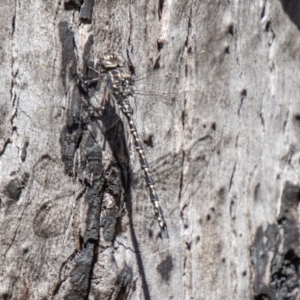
(119, 99, 168, 238)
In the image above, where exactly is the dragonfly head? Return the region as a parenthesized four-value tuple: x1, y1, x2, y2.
(101, 53, 124, 70)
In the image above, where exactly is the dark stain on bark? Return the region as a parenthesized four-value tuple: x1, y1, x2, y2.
(80, 0, 94, 22)
(58, 21, 76, 89)
(254, 183, 261, 202)
(3, 172, 29, 204)
(60, 96, 104, 296)
(279, 0, 300, 31)
(64, 0, 82, 10)
(251, 182, 300, 300)
(254, 294, 271, 300)
(217, 187, 226, 204)
(158, 0, 164, 20)
(114, 264, 133, 299)
(3, 178, 22, 202)
(60, 86, 82, 176)
(58, 31, 103, 298)
(63, 0, 94, 21)
(82, 136, 103, 243)
(64, 243, 95, 300)
(157, 255, 173, 282)
(101, 165, 124, 241)
(0, 293, 11, 300)
(58, 36, 133, 298)
(277, 183, 300, 253)
(20, 140, 29, 162)
(0, 104, 8, 137)
(33, 196, 71, 238)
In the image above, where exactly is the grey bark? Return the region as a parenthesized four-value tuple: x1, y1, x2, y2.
(1, 0, 299, 299)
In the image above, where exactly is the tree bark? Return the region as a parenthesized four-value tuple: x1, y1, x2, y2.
(1, 0, 300, 299)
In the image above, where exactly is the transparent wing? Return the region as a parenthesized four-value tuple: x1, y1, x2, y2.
(129, 70, 205, 112)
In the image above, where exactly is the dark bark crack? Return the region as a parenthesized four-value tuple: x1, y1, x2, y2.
(0, 139, 11, 156)
(115, 240, 140, 254)
(3, 202, 30, 262)
(229, 163, 236, 191)
(261, 0, 267, 20)
(237, 89, 247, 116)
(158, 0, 165, 20)
(52, 250, 80, 296)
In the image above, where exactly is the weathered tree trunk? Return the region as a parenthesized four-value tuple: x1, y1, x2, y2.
(1, 0, 300, 299)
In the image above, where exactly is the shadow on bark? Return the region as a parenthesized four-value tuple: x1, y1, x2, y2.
(279, 0, 300, 30)
(124, 185, 151, 300)
(99, 97, 152, 300)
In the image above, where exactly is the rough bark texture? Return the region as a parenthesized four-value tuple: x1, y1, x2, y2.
(1, 0, 300, 299)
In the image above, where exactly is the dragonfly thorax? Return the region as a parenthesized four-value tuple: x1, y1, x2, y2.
(100, 54, 134, 98)
(107, 69, 134, 98)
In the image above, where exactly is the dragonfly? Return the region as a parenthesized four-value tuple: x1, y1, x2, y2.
(82, 53, 169, 238)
